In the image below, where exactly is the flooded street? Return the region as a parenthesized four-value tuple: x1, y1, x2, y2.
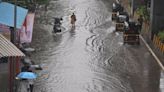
(31, 0, 161, 92)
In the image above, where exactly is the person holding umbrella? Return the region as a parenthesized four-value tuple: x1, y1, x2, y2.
(17, 72, 37, 92)
(28, 79, 34, 92)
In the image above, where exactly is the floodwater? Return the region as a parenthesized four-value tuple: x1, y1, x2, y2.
(31, 0, 161, 92)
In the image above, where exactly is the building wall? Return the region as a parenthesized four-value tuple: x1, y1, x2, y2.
(150, 0, 164, 39)
(0, 58, 9, 92)
(122, 0, 141, 16)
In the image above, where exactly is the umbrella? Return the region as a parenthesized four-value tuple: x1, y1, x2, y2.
(17, 72, 37, 79)
(24, 47, 35, 52)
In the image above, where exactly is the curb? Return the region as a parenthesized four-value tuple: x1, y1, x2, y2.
(140, 35, 164, 70)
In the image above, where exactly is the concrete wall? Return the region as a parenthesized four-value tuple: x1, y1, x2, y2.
(150, 0, 164, 39)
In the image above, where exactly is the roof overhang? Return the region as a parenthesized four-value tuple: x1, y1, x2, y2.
(0, 34, 25, 58)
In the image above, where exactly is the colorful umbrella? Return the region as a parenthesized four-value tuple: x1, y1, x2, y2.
(17, 72, 37, 79)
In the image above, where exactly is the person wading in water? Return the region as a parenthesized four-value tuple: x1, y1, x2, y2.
(70, 13, 76, 27)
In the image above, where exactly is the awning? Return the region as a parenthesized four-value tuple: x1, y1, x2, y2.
(20, 13, 35, 43)
(0, 2, 28, 29)
(0, 34, 25, 57)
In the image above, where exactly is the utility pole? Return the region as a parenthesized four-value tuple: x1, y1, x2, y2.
(10, 0, 17, 44)
(9, 0, 17, 92)
(13, 0, 17, 91)
(131, 0, 134, 17)
(14, 0, 17, 40)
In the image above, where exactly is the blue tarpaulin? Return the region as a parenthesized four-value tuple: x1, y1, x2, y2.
(0, 2, 28, 29)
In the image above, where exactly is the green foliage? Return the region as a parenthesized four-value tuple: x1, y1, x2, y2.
(136, 5, 150, 21)
(158, 31, 164, 42)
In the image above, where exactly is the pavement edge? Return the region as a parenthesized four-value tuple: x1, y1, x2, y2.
(140, 35, 164, 70)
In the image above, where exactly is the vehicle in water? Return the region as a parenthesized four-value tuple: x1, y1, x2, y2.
(115, 15, 127, 32)
(112, 2, 124, 21)
(123, 21, 140, 45)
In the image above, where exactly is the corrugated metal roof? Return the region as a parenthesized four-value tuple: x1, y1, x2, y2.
(0, 34, 25, 57)
(0, 2, 28, 29)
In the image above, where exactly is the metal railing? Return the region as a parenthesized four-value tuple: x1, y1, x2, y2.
(153, 35, 164, 54)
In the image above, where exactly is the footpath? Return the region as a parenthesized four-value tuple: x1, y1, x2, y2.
(120, 0, 164, 92)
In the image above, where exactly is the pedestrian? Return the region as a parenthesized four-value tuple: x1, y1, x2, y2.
(70, 13, 76, 27)
(21, 65, 30, 72)
(137, 15, 143, 33)
(28, 79, 34, 92)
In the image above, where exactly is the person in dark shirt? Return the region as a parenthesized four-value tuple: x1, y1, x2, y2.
(21, 65, 30, 72)
(137, 15, 144, 32)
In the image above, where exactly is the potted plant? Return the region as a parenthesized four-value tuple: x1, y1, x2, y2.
(136, 5, 150, 31)
(136, 5, 150, 22)
(158, 31, 164, 43)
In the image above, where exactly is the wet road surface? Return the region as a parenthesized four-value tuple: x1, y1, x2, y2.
(31, 0, 161, 92)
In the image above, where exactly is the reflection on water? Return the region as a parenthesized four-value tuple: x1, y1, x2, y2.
(70, 27, 76, 36)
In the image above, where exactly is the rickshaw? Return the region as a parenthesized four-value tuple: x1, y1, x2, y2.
(123, 22, 140, 45)
(119, 11, 129, 21)
(115, 15, 126, 32)
(112, 2, 124, 21)
(112, 12, 118, 21)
